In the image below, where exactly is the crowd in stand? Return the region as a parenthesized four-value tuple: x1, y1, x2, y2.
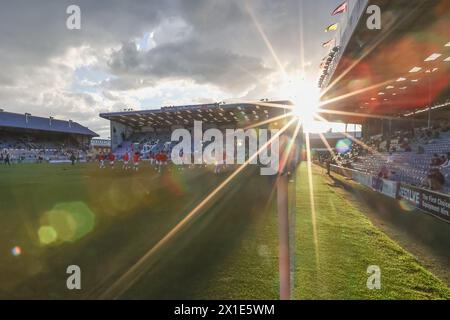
(0, 133, 89, 164)
(1, 148, 88, 164)
(317, 122, 450, 194)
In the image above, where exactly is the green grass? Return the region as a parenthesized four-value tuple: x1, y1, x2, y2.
(0, 162, 231, 298)
(0, 162, 448, 299)
(293, 164, 450, 299)
(183, 163, 450, 300)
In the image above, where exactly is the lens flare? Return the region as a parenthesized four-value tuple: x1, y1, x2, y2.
(38, 226, 58, 245)
(336, 139, 352, 154)
(11, 246, 22, 257)
(39, 202, 96, 244)
(163, 167, 188, 197)
(398, 199, 416, 212)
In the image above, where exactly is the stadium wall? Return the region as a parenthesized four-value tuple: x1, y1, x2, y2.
(328, 165, 450, 223)
(110, 121, 129, 150)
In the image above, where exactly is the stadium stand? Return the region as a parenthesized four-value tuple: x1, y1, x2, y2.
(337, 125, 450, 194)
(90, 138, 112, 157)
(314, 0, 450, 221)
(100, 101, 291, 159)
(0, 110, 98, 163)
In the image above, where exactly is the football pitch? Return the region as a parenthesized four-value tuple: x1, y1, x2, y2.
(0, 162, 449, 299)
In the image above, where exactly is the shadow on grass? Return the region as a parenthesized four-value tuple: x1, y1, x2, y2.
(5, 165, 276, 299)
(327, 172, 450, 286)
(119, 168, 276, 299)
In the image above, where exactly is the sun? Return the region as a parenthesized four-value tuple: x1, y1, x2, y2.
(280, 74, 321, 130)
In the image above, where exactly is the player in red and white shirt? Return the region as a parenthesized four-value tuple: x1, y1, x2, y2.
(108, 152, 116, 169)
(98, 153, 106, 169)
(122, 152, 130, 170)
(149, 152, 155, 166)
(133, 152, 140, 171)
(156, 152, 168, 173)
(160, 152, 168, 165)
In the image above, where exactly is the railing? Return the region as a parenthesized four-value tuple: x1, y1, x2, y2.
(326, 164, 450, 223)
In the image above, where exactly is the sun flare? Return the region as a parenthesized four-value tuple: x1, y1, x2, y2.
(280, 74, 321, 132)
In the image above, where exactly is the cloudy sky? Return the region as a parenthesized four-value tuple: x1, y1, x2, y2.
(0, 0, 345, 137)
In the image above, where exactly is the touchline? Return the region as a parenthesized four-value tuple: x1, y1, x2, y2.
(170, 121, 280, 176)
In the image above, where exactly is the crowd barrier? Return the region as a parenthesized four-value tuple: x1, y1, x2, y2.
(329, 165, 450, 223)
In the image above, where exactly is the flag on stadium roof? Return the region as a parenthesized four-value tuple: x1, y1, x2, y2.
(325, 23, 339, 32)
(331, 1, 348, 16)
(322, 39, 334, 48)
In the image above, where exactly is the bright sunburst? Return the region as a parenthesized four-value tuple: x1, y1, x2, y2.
(280, 74, 321, 132)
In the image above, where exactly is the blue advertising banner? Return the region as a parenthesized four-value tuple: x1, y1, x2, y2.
(329, 165, 449, 222)
(397, 184, 450, 222)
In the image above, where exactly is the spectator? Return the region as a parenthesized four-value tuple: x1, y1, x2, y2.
(70, 153, 76, 165)
(378, 165, 389, 179)
(5, 152, 11, 165)
(387, 152, 394, 163)
(431, 154, 441, 166)
(441, 152, 450, 169)
(326, 158, 331, 175)
(426, 168, 445, 191)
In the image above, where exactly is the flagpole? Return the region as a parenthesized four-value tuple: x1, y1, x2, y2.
(346, 0, 350, 29)
(344, 0, 350, 45)
(339, 7, 344, 46)
(338, 27, 341, 47)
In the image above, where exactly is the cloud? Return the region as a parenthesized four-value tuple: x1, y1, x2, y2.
(107, 40, 272, 93)
(0, 0, 343, 137)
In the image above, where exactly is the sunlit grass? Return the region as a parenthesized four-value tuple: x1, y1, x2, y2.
(194, 164, 450, 299)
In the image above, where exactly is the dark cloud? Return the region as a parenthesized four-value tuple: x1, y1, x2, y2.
(107, 40, 272, 92)
(0, 0, 343, 136)
(0, 0, 343, 88)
